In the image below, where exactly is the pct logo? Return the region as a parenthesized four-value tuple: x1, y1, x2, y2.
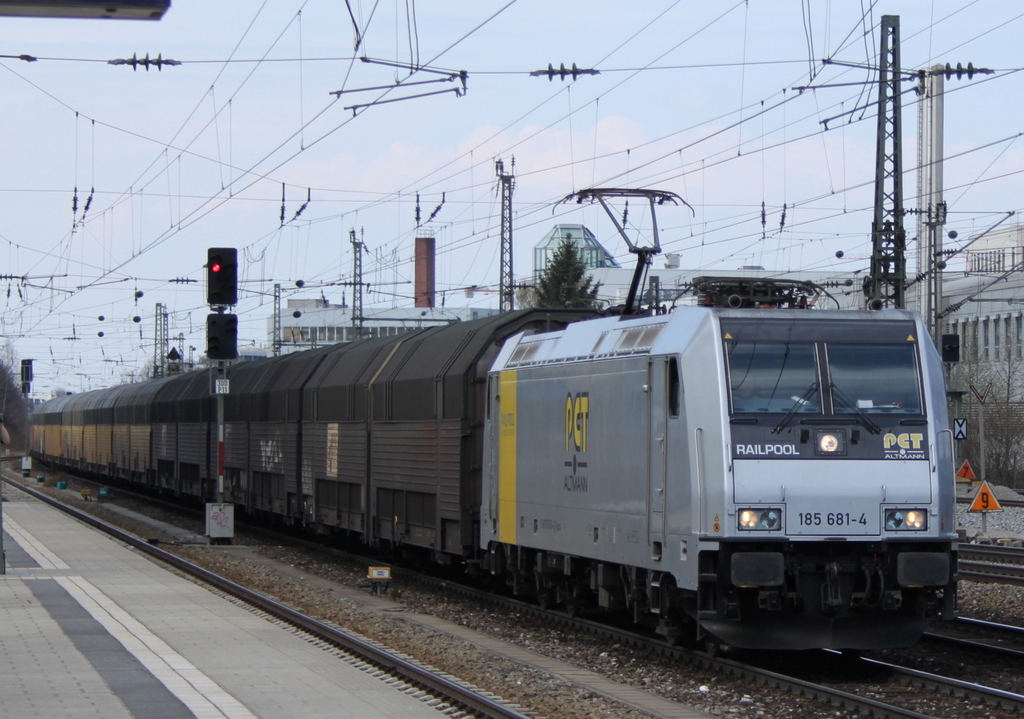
(883, 432, 925, 459)
(563, 392, 590, 492)
(564, 392, 590, 453)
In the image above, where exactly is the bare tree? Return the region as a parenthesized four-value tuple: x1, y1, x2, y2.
(948, 334, 1024, 488)
(515, 284, 537, 309)
(120, 360, 155, 384)
(0, 355, 29, 451)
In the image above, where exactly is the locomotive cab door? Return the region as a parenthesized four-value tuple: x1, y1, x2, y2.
(648, 357, 669, 522)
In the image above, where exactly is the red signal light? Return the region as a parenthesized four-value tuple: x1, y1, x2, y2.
(207, 247, 237, 305)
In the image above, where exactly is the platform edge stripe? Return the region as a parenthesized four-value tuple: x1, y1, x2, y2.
(4, 515, 70, 569)
(55, 575, 259, 719)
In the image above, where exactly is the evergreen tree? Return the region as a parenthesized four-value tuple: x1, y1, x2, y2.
(535, 237, 600, 309)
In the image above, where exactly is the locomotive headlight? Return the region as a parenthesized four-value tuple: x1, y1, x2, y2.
(885, 509, 927, 531)
(813, 430, 845, 456)
(738, 508, 782, 531)
(904, 510, 927, 530)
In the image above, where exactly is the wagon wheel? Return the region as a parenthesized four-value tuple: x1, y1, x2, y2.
(535, 574, 556, 610)
(703, 637, 731, 658)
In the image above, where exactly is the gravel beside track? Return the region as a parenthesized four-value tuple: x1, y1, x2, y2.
(6, 467, 1023, 719)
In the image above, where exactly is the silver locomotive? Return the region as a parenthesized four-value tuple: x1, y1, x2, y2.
(481, 289, 956, 650)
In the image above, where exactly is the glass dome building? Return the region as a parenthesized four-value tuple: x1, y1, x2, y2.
(533, 224, 621, 277)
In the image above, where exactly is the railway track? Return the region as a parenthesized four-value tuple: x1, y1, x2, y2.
(958, 544, 1024, 585)
(925, 616, 1024, 659)
(852, 652, 1024, 714)
(1, 476, 535, 719)
(8, 470, 1024, 719)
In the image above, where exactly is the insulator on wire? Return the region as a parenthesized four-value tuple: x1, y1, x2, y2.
(943, 62, 991, 80)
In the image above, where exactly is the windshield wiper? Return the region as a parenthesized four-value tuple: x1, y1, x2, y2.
(830, 383, 882, 435)
(772, 381, 818, 435)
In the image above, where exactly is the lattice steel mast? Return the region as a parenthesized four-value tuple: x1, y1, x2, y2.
(272, 283, 282, 356)
(351, 229, 364, 334)
(496, 158, 515, 312)
(864, 15, 907, 309)
(153, 302, 168, 378)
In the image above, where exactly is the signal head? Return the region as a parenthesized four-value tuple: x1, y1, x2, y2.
(207, 247, 238, 305)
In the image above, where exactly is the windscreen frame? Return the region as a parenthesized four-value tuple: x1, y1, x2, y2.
(721, 318, 926, 418)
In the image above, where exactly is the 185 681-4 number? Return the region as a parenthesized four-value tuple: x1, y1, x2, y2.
(798, 512, 867, 527)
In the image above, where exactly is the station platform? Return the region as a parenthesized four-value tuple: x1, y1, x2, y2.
(0, 484, 450, 719)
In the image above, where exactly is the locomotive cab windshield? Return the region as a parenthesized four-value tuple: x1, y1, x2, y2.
(727, 341, 820, 414)
(725, 321, 924, 419)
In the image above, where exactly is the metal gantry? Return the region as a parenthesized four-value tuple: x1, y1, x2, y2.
(153, 302, 168, 378)
(350, 229, 364, 334)
(496, 159, 515, 312)
(864, 15, 907, 310)
(272, 283, 282, 357)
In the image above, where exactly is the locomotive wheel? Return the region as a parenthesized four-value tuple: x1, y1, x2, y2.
(536, 584, 556, 610)
(703, 638, 731, 657)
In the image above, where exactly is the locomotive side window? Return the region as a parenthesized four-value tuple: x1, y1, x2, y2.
(726, 341, 819, 414)
(827, 344, 922, 414)
(668, 357, 680, 418)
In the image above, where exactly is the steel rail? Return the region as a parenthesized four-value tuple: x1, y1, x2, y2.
(924, 615, 1024, 661)
(923, 628, 1024, 660)
(960, 544, 1024, 564)
(959, 544, 1024, 585)
(958, 615, 1024, 635)
(853, 653, 1024, 713)
(1, 477, 534, 719)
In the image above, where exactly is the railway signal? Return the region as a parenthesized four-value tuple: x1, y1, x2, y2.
(953, 419, 967, 441)
(941, 334, 960, 363)
(204, 247, 239, 544)
(206, 247, 238, 306)
(206, 313, 238, 360)
(20, 358, 33, 395)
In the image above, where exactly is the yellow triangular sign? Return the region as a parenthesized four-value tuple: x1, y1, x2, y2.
(723, 333, 733, 339)
(956, 460, 976, 480)
(969, 480, 1003, 513)
(907, 334, 915, 341)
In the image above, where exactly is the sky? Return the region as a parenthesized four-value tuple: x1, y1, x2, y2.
(1, 0, 1023, 396)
